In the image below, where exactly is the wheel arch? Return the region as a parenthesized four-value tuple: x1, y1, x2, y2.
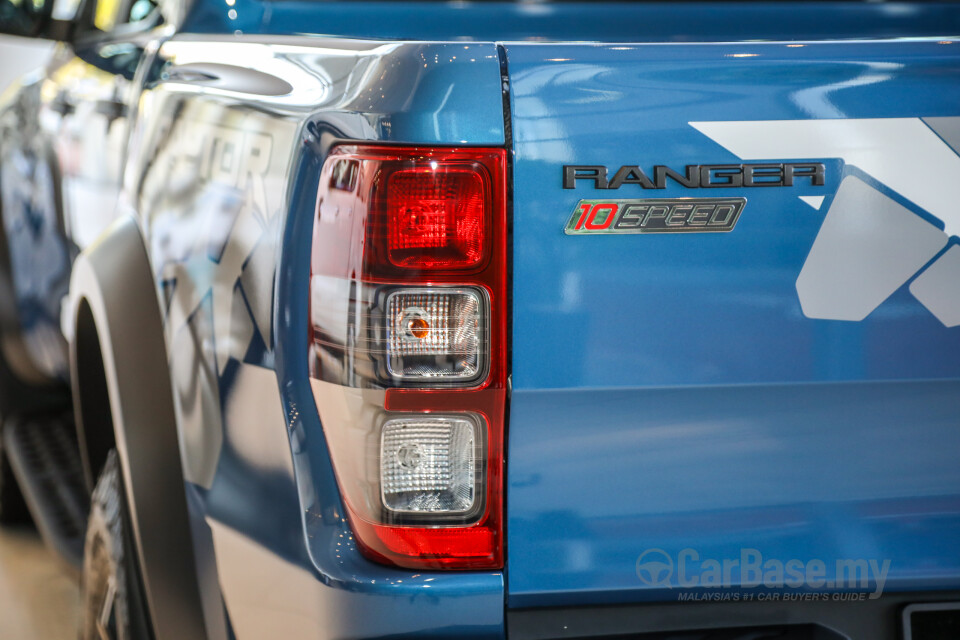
(68, 214, 206, 640)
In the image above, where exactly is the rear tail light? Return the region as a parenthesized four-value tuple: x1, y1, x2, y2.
(385, 167, 487, 269)
(385, 287, 487, 382)
(380, 415, 484, 517)
(308, 145, 507, 569)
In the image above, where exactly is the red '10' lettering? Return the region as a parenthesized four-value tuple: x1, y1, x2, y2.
(585, 203, 618, 230)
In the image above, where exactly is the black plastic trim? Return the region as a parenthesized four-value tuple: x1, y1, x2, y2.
(68, 215, 207, 640)
(507, 591, 960, 640)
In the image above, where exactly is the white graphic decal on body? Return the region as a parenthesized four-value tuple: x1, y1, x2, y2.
(691, 117, 960, 326)
(798, 195, 825, 210)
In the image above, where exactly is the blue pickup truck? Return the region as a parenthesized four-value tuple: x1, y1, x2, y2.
(0, 1, 959, 638)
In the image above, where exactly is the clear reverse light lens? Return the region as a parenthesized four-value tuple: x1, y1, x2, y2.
(385, 287, 486, 382)
(380, 416, 482, 516)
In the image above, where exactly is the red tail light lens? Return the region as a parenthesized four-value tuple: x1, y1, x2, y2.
(349, 518, 496, 568)
(385, 167, 488, 269)
(308, 145, 508, 570)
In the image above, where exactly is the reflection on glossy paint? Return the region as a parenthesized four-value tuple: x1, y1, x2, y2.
(790, 61, 902, 118)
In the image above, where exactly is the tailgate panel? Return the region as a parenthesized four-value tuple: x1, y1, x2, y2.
(505, 41, 960, 606)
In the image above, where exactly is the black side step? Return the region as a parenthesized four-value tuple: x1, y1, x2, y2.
(3, 412, 89, 567)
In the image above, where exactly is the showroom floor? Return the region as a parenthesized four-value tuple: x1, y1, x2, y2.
(0, 525, 78, 639)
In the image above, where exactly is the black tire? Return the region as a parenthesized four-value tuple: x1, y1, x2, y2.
(81, 450, 149, 640)
(0, 443, 30, 525)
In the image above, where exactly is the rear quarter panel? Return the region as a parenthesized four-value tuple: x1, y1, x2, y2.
(126, 35, 507, 639)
